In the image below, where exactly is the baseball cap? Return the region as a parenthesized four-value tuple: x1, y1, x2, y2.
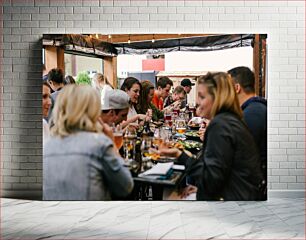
(181, 78, 195, 87)
(102, 89, 130, 110)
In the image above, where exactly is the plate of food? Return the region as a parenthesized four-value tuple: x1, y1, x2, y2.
(185, 131, 201, 141)
(145, 152, 176, 163)
(168, 141, 184, 150)
(152, 156, 177, 163)
(178, 140, 202, 152)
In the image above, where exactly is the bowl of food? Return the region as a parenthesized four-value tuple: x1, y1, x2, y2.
(188, 117, 203, 130)
(188, 123, 200, 130)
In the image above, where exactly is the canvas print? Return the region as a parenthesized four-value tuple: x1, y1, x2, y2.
(42, 34, 267, 201)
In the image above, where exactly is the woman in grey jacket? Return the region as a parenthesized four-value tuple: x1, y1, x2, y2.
(43, 85, 133, 200)
(158, 72, 264, 200)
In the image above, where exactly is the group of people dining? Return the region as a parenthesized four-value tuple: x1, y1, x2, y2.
(42, 66, 267, 201)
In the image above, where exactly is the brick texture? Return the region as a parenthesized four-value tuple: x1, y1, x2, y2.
(0, 0, 305, 198)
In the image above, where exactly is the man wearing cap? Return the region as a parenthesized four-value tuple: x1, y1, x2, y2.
(180, 78, 195, 106)
(181, 78, 195, 94)
(100, 89, 130, 126)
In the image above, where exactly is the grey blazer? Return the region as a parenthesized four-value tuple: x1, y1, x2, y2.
(43, 131, 133, 200)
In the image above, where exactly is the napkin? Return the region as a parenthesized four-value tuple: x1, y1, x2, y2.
(139, 162, 174, 177)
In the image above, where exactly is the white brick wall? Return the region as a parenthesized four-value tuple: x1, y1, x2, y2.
(0, 0, 305, 198)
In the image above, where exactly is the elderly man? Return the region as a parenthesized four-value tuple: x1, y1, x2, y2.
(100, 89, 130, 126)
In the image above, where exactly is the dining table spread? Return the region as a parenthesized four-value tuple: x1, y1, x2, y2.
(117, 106, 204, 200)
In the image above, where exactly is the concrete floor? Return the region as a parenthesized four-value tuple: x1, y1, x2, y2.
(2, 197, 305, 239)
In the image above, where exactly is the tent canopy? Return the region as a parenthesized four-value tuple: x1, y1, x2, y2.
(42, 34, 265, 57)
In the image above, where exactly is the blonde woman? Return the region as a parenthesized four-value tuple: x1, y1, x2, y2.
(43, 85, 133, 200)
(92, 73, 113, 105)
(158, 72, 264, 200)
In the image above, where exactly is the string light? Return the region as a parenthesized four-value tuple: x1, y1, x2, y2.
(152, 34, 155, 43)
(95, 34, 99, 38)
(108, 34, 112, 39)
(128, 34, 131, 44)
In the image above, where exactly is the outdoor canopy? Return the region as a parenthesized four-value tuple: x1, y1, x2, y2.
(114, 34, 256, 55)
(43, 34, 118, 57)
(42, 34, 264, 57)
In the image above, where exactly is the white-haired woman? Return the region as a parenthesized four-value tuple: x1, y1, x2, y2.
(92, 73, 113, 105)
(43, 85, 133, 200)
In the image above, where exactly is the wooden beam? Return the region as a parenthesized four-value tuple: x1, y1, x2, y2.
(103, 57, 117, 89)
(96, 34, 212, 43)
(261, 38, 267, 98)
(44, 46, 65, 73)
(253, 34, 260, 96)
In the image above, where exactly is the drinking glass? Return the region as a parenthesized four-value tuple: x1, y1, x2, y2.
(189, 104, 196, 117)
(141, 137, 152, 158)
(164, 108, 172, 122)
(113, 125, 123, 149)
(153, 128, 163, 149)
(160, 127, 171, 144)
(123, 125, 137, 160)
(176, 118, 187, 134)
(173, 108, 180, 115)
(126, 125, 137, 139)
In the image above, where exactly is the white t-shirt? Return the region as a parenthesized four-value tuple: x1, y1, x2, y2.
(127, 105, 138, 119)
(43, 118, 50, 144)
(101, 84, 113, 106)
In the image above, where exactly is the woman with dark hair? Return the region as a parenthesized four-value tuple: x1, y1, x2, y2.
(43, 82, 52, 143)
(137, 80, 163, 121)
(121, 77, 151, 126)
(158, 72, 264, 200)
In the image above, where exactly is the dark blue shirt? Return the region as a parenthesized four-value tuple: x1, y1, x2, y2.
(241, 96, 267, 181)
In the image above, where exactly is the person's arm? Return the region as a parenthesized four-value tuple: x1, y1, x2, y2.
(150, 103, 164, 121)
(158, 143, 204, 181)
(100, 142, 134, 198)
(121, 114, 147, 129)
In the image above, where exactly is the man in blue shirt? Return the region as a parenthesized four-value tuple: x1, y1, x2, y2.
(47, 68, 65, 122)
(228, 66, 267, 199)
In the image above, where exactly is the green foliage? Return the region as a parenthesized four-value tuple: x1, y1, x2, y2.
(76, 71, 91, 85)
